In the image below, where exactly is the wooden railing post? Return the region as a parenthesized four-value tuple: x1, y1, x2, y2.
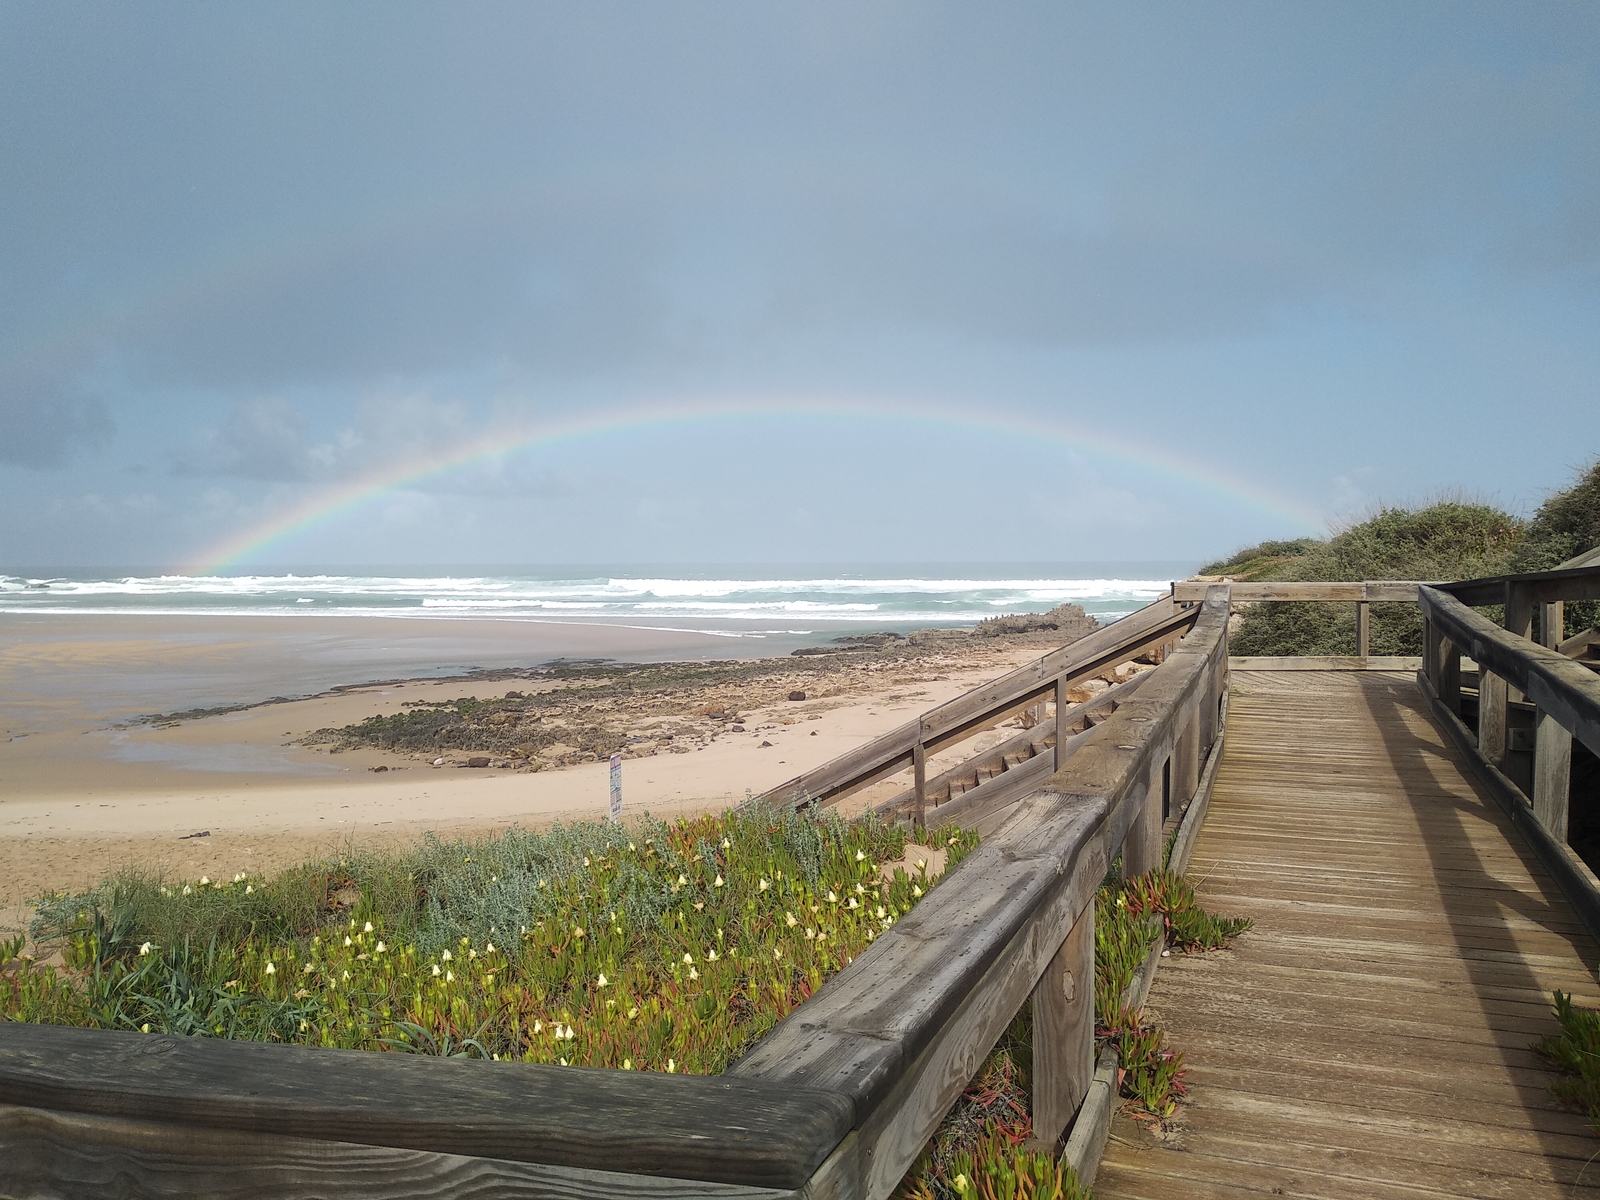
(1479, 670, 1508, 769)
(912, 731, 927, 831)
(1028, 899, 1094, 1153)
(1355, 600, 1370, 659)
(1174, 708, 1200, 809)
(1542, 601, 1565, 649)
(1123, 750, 1164, 876)
(1534, 710, 1574, 840)
(1055, 675, 1069, 770)
(1506, 583, 1534, 703)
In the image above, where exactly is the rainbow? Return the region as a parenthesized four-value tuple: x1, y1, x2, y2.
(185, 396, 1326, 573)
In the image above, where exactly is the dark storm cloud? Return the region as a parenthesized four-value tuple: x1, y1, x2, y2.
(0, 367, 111, 467)
(0, 0, 1596, 569)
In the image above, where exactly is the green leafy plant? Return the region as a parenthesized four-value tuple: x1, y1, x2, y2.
(1537, 990, 1600, 1129)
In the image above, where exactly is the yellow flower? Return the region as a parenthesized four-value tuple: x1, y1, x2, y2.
(666, 1059, 676, 1073)
(623, 1058, 633, 1070)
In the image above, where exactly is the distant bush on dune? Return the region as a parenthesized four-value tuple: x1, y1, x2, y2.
(1204, 458, 1600, 656)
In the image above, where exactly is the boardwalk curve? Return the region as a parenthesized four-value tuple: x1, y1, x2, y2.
(1097, 669, 1600, 1199)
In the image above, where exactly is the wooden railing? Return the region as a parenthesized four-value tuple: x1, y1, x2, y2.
(756, 593, 1203, 824)
(0, 588, 1235, 1200)
(1417, 566, 1600, 936)
(1173, 578, 1431, 660)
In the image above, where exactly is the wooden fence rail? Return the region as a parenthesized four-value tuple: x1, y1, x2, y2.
(1418, 568, 1600, 942)
(0, 589, 1234, 1200)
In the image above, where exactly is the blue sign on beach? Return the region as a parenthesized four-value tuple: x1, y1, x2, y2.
(609, 753, 622, 823)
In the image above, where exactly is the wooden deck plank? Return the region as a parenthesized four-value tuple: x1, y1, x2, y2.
(1095, 670, 1600, 1198)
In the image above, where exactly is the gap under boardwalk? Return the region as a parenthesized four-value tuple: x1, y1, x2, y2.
(1094, 669, 1600, 1200)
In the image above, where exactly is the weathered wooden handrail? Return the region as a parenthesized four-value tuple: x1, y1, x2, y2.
(0, 590, 1234, 1200)
(755, 592, 1199, 815)
(1171, 580, 1430, 603)
(730, 585, 1233, 1197)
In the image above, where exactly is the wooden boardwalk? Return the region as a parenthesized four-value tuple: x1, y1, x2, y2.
(1096, 670, 1600, 1200)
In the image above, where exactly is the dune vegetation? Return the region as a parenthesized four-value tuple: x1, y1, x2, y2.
(1203, 458, 1600, 656)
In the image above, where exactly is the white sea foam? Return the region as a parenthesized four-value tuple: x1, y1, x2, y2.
(0, 568, 1184, 625)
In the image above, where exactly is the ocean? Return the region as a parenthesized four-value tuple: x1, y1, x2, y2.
(0, 564, 1191, 633)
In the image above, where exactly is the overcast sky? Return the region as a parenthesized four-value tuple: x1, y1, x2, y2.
(1, 2, 1596, 571)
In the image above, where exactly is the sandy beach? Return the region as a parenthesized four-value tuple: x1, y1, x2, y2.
(0, 612, 1080, 920)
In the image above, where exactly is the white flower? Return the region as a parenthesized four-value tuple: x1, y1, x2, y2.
(677, 874, 688, 886)
(363, 921, 373, 933)
(485, 942, 495, 953)
(432, 964, 441, 976)
(446, 970, 454, 982)
(245, 885, 254, 894)
(912, 885, 923, 897)
(707, 949, 718, 961)
(721, 838, 730, 849)
(785, 912, 798, 928)
(441, 949, 452, 961)
(597, 972, 609, 987)
(375, 941, 387, 953)
(688, 966, 699, 980)
(826, 890, 837, 902)
(666, 1058, 676, 1073)
(714, 874, 724, 888)
(855, 883, 866, 895)
(302, 962, 314, 974)
(855, 849, 865, 862)
(344, 936, 353, 947)
(199, 876, 210, 886)
(138, 941, 153, 956)
(774, 947, 783, 960)
(759, 878, 771, 891)
(534, 1020, 543, 1033)
(876, 906, 886, 919)
(683, 953, 694, 964)
(181, 885, 192, 896)
(848, 897, 859, 909)
(264, 962, 276, 975)
(233, 873, 245, 882)
(341, 969, 350, 981)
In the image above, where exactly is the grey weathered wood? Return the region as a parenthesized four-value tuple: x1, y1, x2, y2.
(872, 672, 1151, 823)
(1534, 708, 1574, 842)
(1172, 580, 1427, 603)
(1054, 675, 1070, 769)
(1122, 758, 1162, 877)
(1479, 669, 1508, 769)
(1028, 899, 1094, 1152)
(1228, 655, 1422, 671)
(1167, 688, 1228, 877)
(1418, 668, 1600, 947)
(1061, 1048, 1119, 1188)
(1355, 600, 1370, 658)
(0, 1103, 806, 1200)
(756, 595, 1196, 810)
(0, 1024, 850, 1190)
(1437, 563, 1600, 607)
(1173, 705, 1200, 810)
(911, 736, 926, 830)
(1560, 626, 1600, 658)
(1543, 600, 1566, 649)
(1420, 585, 1600, 762)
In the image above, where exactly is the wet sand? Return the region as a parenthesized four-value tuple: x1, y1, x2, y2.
(0, 613, 1050, 917)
